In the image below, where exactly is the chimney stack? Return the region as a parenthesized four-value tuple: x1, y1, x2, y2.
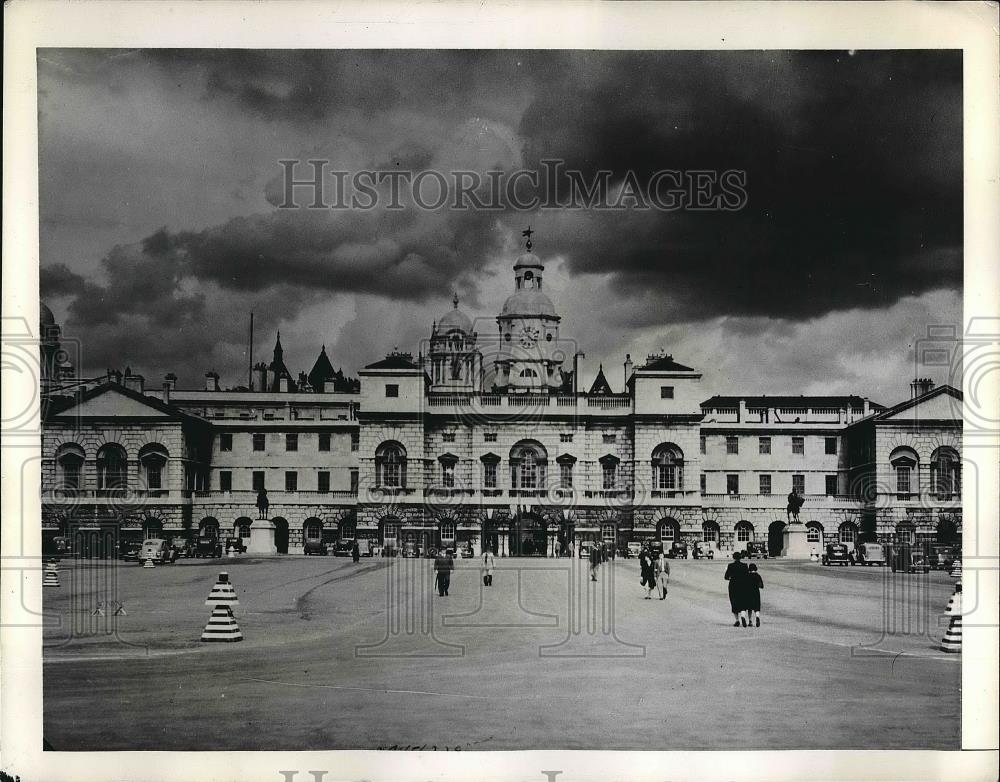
(910, 377, 935, 399)
(205, 371, 220, 391)
(255, 362, 269, 392)
(123, 373, 144, 394)
(624, 353, 633, 392)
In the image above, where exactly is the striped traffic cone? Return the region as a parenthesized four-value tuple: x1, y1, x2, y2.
(205, 572, 239, 608)
(950, 560, 962, 578)
(944, 582, 962, 615)
(43, 563, 60, 588)
(940, 591, 962, 653)
(200, 605, 244, 642)
(143, 558, 155, 569)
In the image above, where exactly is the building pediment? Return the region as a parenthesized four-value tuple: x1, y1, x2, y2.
(47, 382, 190, 421)
(876, 385, 962, 423)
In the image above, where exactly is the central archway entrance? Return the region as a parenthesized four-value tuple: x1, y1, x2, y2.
(509, 513, 547, 557)
(768, 520, 786, 557)
(273, 517, 289, 554)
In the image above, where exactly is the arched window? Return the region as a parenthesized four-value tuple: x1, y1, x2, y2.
(735, 521, 754, 543)
(652, 443, 684, 491)
(519, 368, 538, 378)
(139, 443, 168, 492)
(440, 521, 456, 542)
(199, 517, 219, 538)
(510, 441, 547, 490)
(143, 517, 163, 539)
(235, 517, 253, 539)
(375, 442, 407, 488)
(838, 522, 858, 545)
(806, 522, 823, 544)
(890, 447, 918, 498)
(56, 443, 84, 490)
(930, 447, 960, 499)
(599, 454, 620, 490)
(702, 521, 720, 543)
(96, 443, 128, 492)
(896, 522, 916, 546)
(380, 518, 399, 548)
(601, 523, 616, 546)
(657, 518, 679, 542)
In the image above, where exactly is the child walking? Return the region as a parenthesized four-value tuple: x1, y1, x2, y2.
(747, 563, 764, 627)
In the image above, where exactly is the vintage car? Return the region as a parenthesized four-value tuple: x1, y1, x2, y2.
(223, 536, 247, 554)
(577, 542, 594, 559)
(665, 541, 688, 559)
(889, 544, 930, 574)
(401, 540, 421, 558)
(119, 539, 143, 562)
(194, 535, 223, 558)
(139, 538, 174, 564)
(44, 536, 72, 559)
(927, 544, 958, 571)
(692, 541, 715, 560)
(625, 541, 644, 558)
(333, 539, 355, 557)
(743, 541, 768, 560)
(822, 542, 852, 566)
(459, 544, 475, 558)
(853, 541, 887, 566)
(303, 538, 328, 555)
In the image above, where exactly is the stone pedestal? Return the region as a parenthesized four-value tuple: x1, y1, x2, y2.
(782, 521, 812, 559)
(248, 519, 276, 555)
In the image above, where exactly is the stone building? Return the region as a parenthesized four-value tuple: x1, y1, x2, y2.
(39, 240, 963, 557)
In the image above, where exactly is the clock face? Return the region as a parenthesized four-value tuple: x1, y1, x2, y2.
(518, 325, 540, 348)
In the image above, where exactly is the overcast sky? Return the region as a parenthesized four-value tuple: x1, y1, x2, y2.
(38, 49, 962, 404)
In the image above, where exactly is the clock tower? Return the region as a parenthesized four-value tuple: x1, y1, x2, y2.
(495, 229, 566, 391)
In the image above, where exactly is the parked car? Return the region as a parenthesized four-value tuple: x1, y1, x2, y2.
(665, 541, 688, 559)
(195, 535, 222, 558)
(578, 542, 594, 559)
(175, 538, 196, 558)
(889, 544, 930, 573)
(743, 541, 768, 560)
(303, 538, 328, 555)
(333, 539, 355, 557)
(822, 542, 852, 566)
(853, 541, 887, 566)
(927, 544, 958, 571)
(692, 541, 715, 560)
(44, 536, 72, 559)
(625, 541, 644, 558)
(459, 544, 475, 558)
(139, 538, 173, 564)
(223, 536, 246, 554)
(119, 539, 143, 562)
(401, 540, 420, 558)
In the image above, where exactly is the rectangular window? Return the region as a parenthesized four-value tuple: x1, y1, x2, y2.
(286, 433, 298, 451)
(252, 471, 265, 491)
(758, 437, 771, 455)
(385, 384, 399, 398)
(146, 463, 162, 490)
(560, 433, 573, 443)
(700, 474, 706, 493)
(825, 437, 838, 455)
(660, 386, 674, 399)
(602, 463, 616, 490)
(896, 466, 911, 495)
(285, 471, 298, 491)
(792, 436, 805, 455)
(252, 433, 265, 452)
(442, 462, 455, 488)
(700, 436, 707, 455)
(726, 436, 739, 455)
(442, 433, 456, 443)
(219, 471, 232, 492)
(560, 463, 573, 489)
(759, 474, 771, 495)
(350, 469, 359, 494)
(825, 475, 838, 495)
(62, 460, 81, 489)
(792, 474, 805, 495)
(219, 433, 232, 452)
(484, 432, 498, 442)
(317, 471, 330, 492)
(318, 433, 331, 451)
(483, 462, 497, 489)
(727, 474, 740, 495)
(350, 432, 359, 452)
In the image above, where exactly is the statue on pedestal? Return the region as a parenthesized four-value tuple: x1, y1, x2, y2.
(786, 489, 804, 523)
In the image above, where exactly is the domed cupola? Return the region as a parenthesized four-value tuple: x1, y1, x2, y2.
(428, 293, 481, 392)
(437, 293, 473, 334)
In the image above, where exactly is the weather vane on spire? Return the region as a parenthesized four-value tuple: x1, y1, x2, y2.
(522, 225, 534, 251)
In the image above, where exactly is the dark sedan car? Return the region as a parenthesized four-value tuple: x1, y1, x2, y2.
(743, 541, 768, 560)
(195, 536, 222, 558)
(665, 542, 688, 559)
(822, 543, 851, 566)
(304, 538, 328, 555)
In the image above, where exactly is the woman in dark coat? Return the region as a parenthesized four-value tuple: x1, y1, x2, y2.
(724, 552, 750, 626)
(351, 540, 360, 563)
(640, 548, 656, 599)
(746, 563, 763, 627)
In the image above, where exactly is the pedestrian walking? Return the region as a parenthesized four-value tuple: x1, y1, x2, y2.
(589, 543, 602, 581)
(656, 552, 670, 600)
(640, 548, 656, 599)
(434, 548, 454, 596)
(724, 552, 750, 626)
(351, 540, 360, 563)
(482, 548, 496, 587)
(747, 563, 763, 627)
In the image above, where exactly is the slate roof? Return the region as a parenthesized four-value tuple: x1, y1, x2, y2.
(701, 395, 884, 410)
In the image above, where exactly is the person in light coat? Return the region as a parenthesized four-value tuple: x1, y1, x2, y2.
(482, 547, 496, 587)
(656, 553, 670, 600)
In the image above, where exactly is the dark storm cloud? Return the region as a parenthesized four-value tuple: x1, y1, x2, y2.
(516, 50, 962, 322)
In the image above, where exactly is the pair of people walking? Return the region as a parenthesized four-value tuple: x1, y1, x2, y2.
(724, 552, 764, 626)
(639, 548, 670, 599)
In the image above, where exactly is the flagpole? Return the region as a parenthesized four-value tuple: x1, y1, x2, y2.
(248, 311, 254, 391)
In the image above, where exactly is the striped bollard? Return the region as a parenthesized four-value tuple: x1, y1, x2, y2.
(201, 572, 243, 643)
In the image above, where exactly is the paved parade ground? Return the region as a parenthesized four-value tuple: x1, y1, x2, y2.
(42, 554, 960, 751)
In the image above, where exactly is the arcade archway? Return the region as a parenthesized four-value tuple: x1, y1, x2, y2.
(508, 513, 547, 557)
(768, 520, 786, 557)
(272, 517, 289, 554)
